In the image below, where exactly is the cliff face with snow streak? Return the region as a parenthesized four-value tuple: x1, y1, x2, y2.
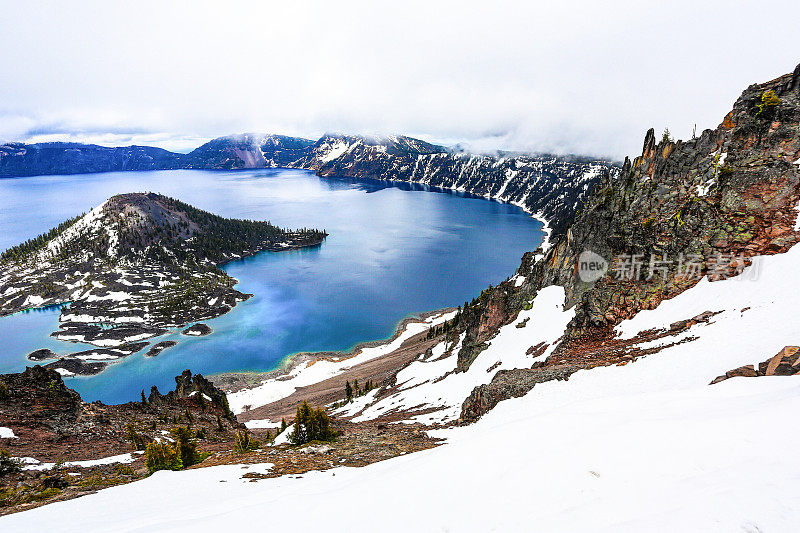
(277, 134, 616, 235)
(2, 133, 619, 236)
(185, 132, 619, 236)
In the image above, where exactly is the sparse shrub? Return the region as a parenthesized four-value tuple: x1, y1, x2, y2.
(289, 401, 336, 445)
(234, 430, 250, 453)
(170, 426, 200, 467)
(233, 430, 261, 453)
(145, 440, 181, 473)
(114, 464, 135, 476)
(0, 484, 56, 507)
(0, 450, 21, 477)
(125, 423, 146, 451)
(756, 89, 781, 115)
(363, 379, 373, 394)
(0, 381, 8, 400)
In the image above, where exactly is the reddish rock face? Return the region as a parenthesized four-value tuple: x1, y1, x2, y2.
(521, 63, 800, 342)
(456, 64, 800, 420)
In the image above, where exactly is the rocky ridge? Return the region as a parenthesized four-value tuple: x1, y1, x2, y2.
(0, 365, 439, 515)
(452, 64, 800, 420)
(0, 367, 242, 514)
(0, 143, 188, 177)
(199, 132, 618, 235)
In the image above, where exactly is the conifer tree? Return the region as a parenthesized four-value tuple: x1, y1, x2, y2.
(289, 401, 336, 445)
(345, 380, 353, 401)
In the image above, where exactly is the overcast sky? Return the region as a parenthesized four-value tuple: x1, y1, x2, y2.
(1, 1, 798, 159)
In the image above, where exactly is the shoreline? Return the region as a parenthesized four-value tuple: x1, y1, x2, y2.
(209, 307, 456, 395)
(208, 178, 548, 399)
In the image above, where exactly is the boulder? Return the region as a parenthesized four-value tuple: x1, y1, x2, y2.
(710, 346, 800, 384)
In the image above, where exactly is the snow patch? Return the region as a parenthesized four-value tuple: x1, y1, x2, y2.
(20, 452, 138, 471)
(228, 312, 456, 414)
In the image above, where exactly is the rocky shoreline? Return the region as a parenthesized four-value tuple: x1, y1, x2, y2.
(210, 308, 455, 396)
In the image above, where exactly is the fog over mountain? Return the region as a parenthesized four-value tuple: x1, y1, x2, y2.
(1, 0, 798, 158)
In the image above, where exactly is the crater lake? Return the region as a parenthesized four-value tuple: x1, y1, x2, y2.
(0, 168, 544, 403)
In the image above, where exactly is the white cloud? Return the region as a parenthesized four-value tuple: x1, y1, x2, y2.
(0, 0, 798, 159)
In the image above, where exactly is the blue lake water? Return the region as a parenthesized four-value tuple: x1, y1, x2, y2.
(0, 169, 543, 404)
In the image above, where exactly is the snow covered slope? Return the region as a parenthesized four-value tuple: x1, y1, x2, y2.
(285, 134, 617, 235)
(343, 285, 573, 425)
(227, 310, 458, 415)
(5, 245, 800, 532)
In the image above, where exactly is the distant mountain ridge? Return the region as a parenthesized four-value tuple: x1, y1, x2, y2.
(0, 142, 188, 176)
(0, 133, 620, 235)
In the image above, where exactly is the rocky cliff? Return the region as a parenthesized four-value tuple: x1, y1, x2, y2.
(281, 134, 617, 235)
(0, 366, 242, 514)
(455, 63, 800, 420)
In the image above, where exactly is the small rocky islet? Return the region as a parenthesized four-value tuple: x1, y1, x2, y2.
(181, 324, 212, 337)
(1, 192, 326, 376)
(145, 341, 178, 357)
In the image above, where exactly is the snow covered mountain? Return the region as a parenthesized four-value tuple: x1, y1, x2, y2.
(190, 132, 617, 236)
(2, 133, 619, 236)
(281, 134, 616, 235)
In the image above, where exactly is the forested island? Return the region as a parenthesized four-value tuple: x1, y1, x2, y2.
(0, 192, 326, 376)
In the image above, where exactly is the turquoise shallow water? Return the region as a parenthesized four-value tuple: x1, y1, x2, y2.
(0, 169, 544, 403)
